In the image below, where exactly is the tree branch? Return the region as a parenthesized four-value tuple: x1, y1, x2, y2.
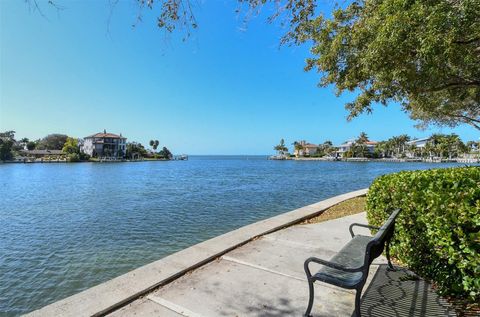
(426, 81, 480, 93)
(450, 114, 480, 130)
(453, 37, 480, 45)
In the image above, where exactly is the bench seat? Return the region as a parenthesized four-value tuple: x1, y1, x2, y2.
(314, 235, 372, 289)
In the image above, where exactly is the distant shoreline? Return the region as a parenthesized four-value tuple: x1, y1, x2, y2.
(0, 158, 181, 164)
(2, 155, 479, 164)
(270, 156, 480, 163)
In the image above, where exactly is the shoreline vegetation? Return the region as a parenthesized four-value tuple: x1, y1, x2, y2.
(0, 130, 186, 163)
(0, 157, 186, 164)
(271, 132, 480, 163)
(272, 156, 479, 163)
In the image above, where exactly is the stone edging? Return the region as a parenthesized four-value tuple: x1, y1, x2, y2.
(25, 188, 368, 317)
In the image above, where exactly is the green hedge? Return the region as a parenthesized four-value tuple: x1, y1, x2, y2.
(366, 167, 480, 301)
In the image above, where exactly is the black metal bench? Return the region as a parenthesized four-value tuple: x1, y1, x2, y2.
(303, 209, 400, 317)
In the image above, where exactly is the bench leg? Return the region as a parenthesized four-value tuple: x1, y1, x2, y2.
(386, 242, 395, 271)
(304, 279, 314, 317)
(354, 287, 362, 317)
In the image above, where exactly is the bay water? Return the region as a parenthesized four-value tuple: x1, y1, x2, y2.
(0, 156, 468, 315)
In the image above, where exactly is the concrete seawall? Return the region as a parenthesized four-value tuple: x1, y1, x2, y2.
(25, 188, 368, 317)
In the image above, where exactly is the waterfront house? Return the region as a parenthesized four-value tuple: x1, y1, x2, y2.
(81, 130, 127, 158)
(336, 140, 377, 157)
(294, 141, 319, 157)
(405, 137, 432, 158)
(336, 140, 355, 157)
(365, 141, 378, 153)
(406, 137, 431, 148)
(19, 149, 66, 158)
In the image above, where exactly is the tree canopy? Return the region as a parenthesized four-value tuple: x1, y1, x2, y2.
(0, 131, 16, 161)
(150, 139, 160, 151)
(274, 138, 288, 153)
(36, 134, 68, 150)
(298, 0, 480, 130)
(126, 142, 148, 159)
(62, 137, 79, 154)
(158, 146, 173, 159)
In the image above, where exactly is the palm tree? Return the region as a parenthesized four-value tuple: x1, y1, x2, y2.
(374, 141, 387, 158)
(321, 140, 335, 157)
(292, 141, 304, 157)
(443, 134, 465, 158)
(153, 140, 159, 151)
(355, 132, 369, 157)
(424, 141, 435, 159)
(274, 139, 288, 156)
(357, 132, 369, 144)
(390, 136, 401, 157)
(466, 141, 476, 152)
(408, 144, 418, 158)
(397, 134, 410, 156)
(383, 139, 393, 157)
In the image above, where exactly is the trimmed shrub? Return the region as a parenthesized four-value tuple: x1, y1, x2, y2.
(366, 167, 480, 301)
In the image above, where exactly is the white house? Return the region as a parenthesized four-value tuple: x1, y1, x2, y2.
(335, 140, 377, 157)
(336, 140, 355, 157)
(81, 130, 127, 158)
(405, 137, 432, 158)
(406, 137, 431, 148)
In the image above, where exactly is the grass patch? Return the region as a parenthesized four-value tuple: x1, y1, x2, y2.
(300, 196, 366, 225)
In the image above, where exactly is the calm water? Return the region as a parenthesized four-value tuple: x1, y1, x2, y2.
(0, 156, 469, 315)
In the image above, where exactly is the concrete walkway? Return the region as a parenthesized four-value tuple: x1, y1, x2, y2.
(107, 213, 456, 317)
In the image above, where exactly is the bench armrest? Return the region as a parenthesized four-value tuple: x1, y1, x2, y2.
(349, 223, 380, 237)
(304, 257, 363, 279)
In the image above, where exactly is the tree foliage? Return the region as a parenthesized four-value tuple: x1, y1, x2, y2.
(373, 133, 470, 159)
(149, 139, 160, 150)
(158, 146, 172, 159)
(126, 142, 148, 159)
(128, 0, 315, 41)
(315, 140, 336, 157)
(430, 134, 468, 159)
(298, 0, 480, 130)
(0, 131, 16, 161)
(355, 132, 369, 144)
(36, 134, 68, 150)
(62, 137, 79, 154)
(352, 132, 370, 157)
(274, 138, 288, 153)
(26, 141, 36, 150)
(366, 167, 480, 301)
(60, 137, 90, 161)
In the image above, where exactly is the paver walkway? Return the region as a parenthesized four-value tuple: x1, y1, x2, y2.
(107, 213, 456, 317)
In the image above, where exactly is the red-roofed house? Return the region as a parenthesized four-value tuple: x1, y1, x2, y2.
(294, 141, 319, 157)
(364, 141, 378, 152)
(82, 130, 127, 158)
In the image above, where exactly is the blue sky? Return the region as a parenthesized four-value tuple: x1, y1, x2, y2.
(1, 1, 478, 154)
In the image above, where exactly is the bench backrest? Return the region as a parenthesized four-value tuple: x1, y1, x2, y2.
(364, 209, 401, 268)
